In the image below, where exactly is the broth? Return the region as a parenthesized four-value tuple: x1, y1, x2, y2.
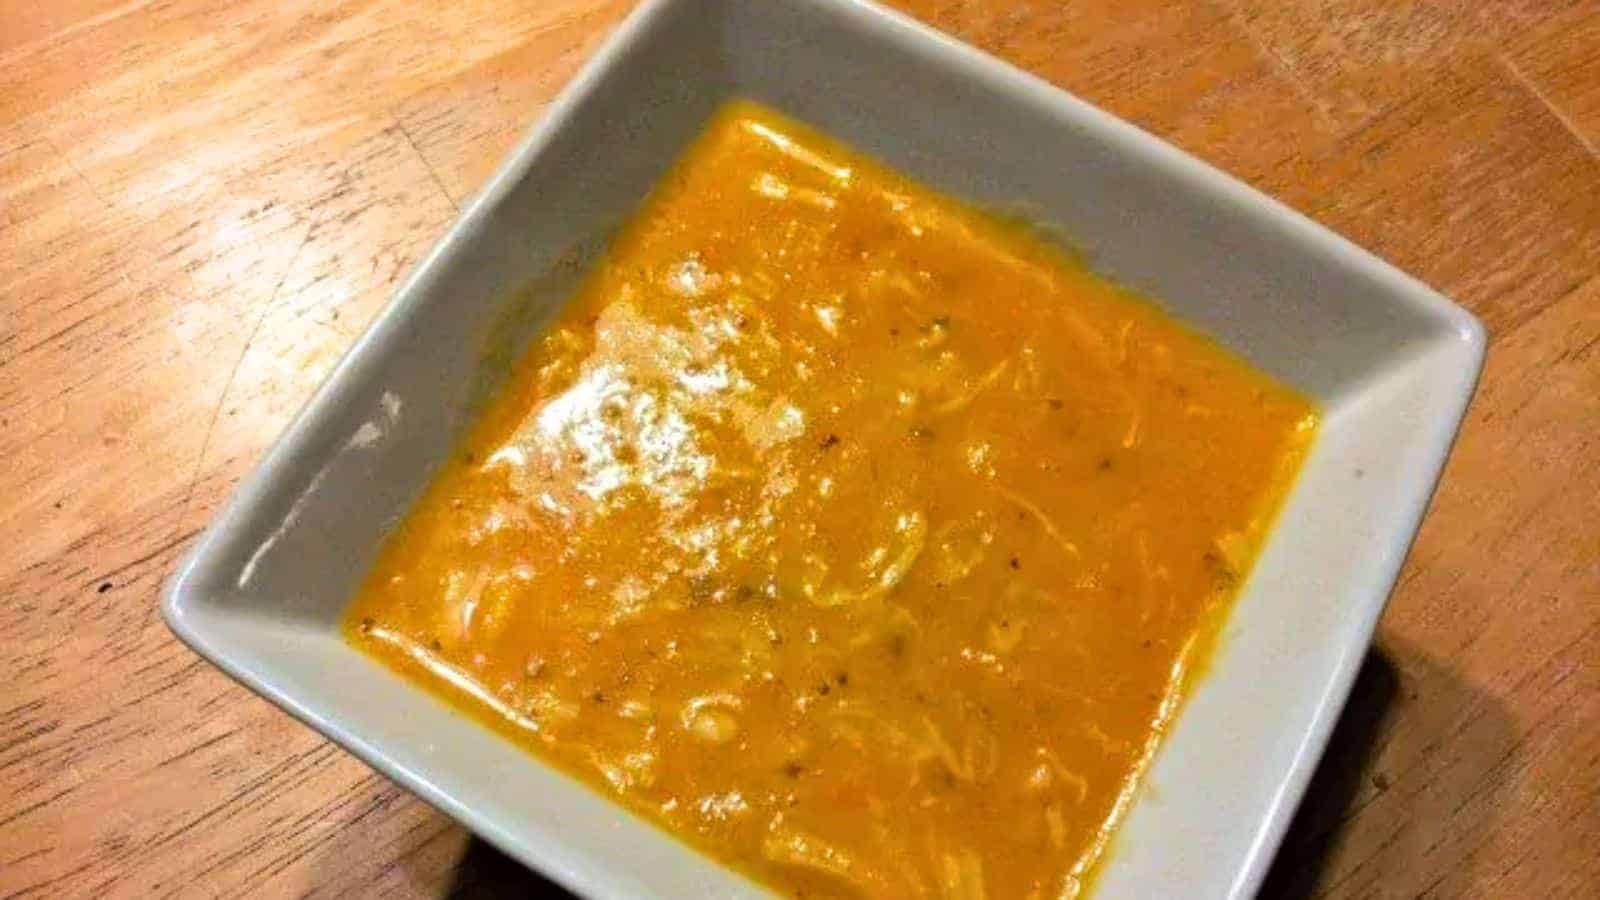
(344, 101, 1316, 899)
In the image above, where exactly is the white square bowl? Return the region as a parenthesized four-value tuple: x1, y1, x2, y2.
(163, 0, 1485, 896)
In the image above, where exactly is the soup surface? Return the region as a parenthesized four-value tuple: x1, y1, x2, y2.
(344, 101, 1316, 899)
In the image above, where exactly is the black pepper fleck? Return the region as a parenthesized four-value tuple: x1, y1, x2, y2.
(688, 575, 717, 604)
(97, 582, 112, 594)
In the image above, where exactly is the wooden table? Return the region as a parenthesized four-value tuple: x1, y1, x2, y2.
(3, 1, 1595, 896)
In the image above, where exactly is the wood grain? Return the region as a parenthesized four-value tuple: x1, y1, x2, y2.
(2, 1, 1595, 897)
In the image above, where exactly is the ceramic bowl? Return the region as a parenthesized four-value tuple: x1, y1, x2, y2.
(165, 0, 1484, 895)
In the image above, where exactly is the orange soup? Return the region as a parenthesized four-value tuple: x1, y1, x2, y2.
(344, 101, 1316, 898)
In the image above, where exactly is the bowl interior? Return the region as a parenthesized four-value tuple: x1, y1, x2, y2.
(166, 1, 1482, 897)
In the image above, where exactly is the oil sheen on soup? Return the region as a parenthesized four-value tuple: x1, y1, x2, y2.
(344, 101, 1317, 899)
